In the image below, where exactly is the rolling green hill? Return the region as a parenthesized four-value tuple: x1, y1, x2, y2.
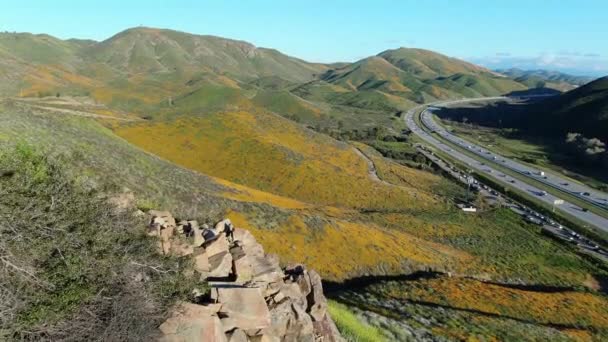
(0, 28, 546, 131)
(82, 27, 328, 82)
(319, 48, 526, 106)
(379, 47, 488, 77)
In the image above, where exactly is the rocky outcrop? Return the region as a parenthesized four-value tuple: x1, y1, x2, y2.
(148, 211, 343, 342)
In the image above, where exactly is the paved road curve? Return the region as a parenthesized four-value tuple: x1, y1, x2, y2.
(404, 99, 608, 233)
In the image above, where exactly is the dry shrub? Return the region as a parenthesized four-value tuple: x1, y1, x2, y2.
(0, 144, 198, 341)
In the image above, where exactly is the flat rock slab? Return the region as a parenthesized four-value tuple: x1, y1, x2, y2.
(233, 228, 264, 257)
(159, 302, 226, 342)
(217, 287, 271, 331)
(208, 251, 233, 278)
(193, 250, 210, 274)
(205, 234, 230, 257)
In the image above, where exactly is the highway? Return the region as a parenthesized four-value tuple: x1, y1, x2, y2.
(404, 99, 608, 234)
(422, 102, 608, 211)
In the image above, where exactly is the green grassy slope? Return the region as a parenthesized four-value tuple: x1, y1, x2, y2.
(319, 48, 526, 105)
(82, 27, 328, 82)
(379, 47, 488, 77)
(0, 32, 83, 64)
(0, 144, 198, 340)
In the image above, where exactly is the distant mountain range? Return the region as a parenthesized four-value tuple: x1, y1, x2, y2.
(0, 27, 599, 129)
(496, 68, 595, 91)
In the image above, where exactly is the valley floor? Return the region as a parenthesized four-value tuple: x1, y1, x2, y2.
(2, 99, 607, 341)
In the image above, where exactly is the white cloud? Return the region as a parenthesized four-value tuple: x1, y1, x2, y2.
(469, 52, 608, 76)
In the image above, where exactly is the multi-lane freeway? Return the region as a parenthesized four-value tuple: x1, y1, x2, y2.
(404, 99, 608, 233)
(422, 103, 608, 211)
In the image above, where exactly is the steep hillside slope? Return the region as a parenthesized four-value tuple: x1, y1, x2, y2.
(114, 109, 438, 211)
(523, 76, 608, 141)
(0, 144, 197, 341)
(0, 103, 467, 281)
(82, 27, 328, 82)
(0, 28, 330, 116)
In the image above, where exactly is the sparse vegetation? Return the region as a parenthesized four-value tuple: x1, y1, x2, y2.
(1, 25, 607, 342)
(328, 300, 387, 342)
(0, 143, 199, 340)
(332, 275, 608, 341)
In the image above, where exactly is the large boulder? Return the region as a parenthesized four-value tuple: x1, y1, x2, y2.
(233, 254, 254, 283)
(191, 222, 205, 247)
(217, 287, 271, 331)
(205, 233, 230, 258)
(149, 210, 176, 228)
(233, 228, 264, 257)
(193, 250, 210, 275)
(306, 270, 327, 322)
(170, 239, 194, 257)
(312, 313, 344, 342)
(289, 302, 315, 342)
(264, 301, 293, 339)
(208, 251, 233, 278)
(149, 210, 176, 255)
(158, 302, 225, 342)
(226, 329, 248, 342)
(276, 282, 305, 308)
(251, 254, 283, 283)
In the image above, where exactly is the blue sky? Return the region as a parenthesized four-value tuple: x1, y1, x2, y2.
(2, 0, 607, 75)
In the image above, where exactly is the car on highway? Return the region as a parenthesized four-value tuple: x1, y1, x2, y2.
(525, 216, 542, 225)
(537, 191, 547, 196)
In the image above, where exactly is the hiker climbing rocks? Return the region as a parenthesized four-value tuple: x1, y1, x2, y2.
(224, 221, 235, 242)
